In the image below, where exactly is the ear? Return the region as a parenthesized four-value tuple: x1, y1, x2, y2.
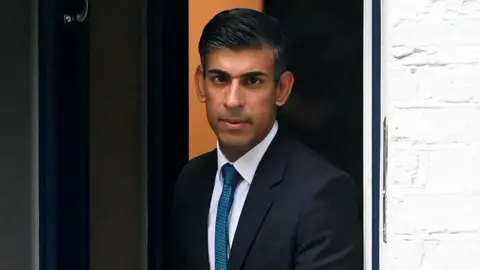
(195, 65, 207, 103)
(275, 71, 294, 107)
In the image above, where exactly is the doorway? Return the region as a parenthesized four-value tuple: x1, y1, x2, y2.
(185, 0, 365, 268)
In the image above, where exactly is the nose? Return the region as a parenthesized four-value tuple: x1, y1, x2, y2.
(223, 79, 244, 108)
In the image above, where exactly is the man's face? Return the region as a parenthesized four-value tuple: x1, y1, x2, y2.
(195, 47, 293, 152)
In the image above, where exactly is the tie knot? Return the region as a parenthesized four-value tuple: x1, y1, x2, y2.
(221, 163, 238, 187)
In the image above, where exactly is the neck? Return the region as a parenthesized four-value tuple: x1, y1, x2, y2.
(220, 120, 277, 162)
(219, 143, 252, 163)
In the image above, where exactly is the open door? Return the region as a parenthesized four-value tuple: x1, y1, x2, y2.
(39, 0, 90, 269)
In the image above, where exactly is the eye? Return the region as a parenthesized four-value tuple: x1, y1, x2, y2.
(245, 77, 262, 85)
(210, 75, 228, 84)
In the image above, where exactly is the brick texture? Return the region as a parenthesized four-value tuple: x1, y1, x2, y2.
(383, 0, 480, 269)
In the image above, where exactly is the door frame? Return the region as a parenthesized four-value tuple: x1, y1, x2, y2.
(363, 0, 382, 269)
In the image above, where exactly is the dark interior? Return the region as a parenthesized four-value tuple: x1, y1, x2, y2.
(264, 0, 364, 215)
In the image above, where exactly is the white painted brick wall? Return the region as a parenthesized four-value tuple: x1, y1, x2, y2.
(383, 0, 480, 269)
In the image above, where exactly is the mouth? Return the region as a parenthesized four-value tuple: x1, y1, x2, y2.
(219, 119, 250, 130)
(224, 119, 247, 124)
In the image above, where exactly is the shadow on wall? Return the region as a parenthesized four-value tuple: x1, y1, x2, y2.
(265, 0, 364, 206)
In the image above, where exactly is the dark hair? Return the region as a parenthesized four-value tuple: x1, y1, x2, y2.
(198, 8, 287, 82)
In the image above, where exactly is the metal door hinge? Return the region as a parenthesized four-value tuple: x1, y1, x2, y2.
(382, 117, 388, 243)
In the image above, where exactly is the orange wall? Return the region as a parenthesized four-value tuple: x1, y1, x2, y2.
(189, 0, 263, 159)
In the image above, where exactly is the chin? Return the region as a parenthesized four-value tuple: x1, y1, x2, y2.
(218, 133, 252, 149)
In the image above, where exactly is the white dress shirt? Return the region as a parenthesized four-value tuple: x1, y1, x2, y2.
(208, 121, 278, 270)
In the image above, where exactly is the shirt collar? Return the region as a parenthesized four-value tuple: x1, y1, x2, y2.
(217, 121, 278, 185)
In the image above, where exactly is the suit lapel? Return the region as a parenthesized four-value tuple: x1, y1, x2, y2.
(228, 133, 292, 270)
(189, 150, 217, 270)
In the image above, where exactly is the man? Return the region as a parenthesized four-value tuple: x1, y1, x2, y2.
(170, 8, 362, 270)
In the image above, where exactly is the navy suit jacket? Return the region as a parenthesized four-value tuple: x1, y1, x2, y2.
(169, 129, 362, 270)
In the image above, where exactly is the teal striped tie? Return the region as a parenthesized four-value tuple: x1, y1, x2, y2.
(215, 164, 239, 270)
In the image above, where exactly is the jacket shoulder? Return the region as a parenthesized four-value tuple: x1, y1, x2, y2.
(181, 149, 216, 172)
(285, 138, 354, 187)
(176, 149, 217, 186)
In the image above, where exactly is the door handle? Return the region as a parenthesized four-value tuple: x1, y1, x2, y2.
(64, 0, 89, 24)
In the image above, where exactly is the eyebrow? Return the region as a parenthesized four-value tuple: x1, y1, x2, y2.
(242, 71, 268, 77)
(207, 69, 268, 77)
